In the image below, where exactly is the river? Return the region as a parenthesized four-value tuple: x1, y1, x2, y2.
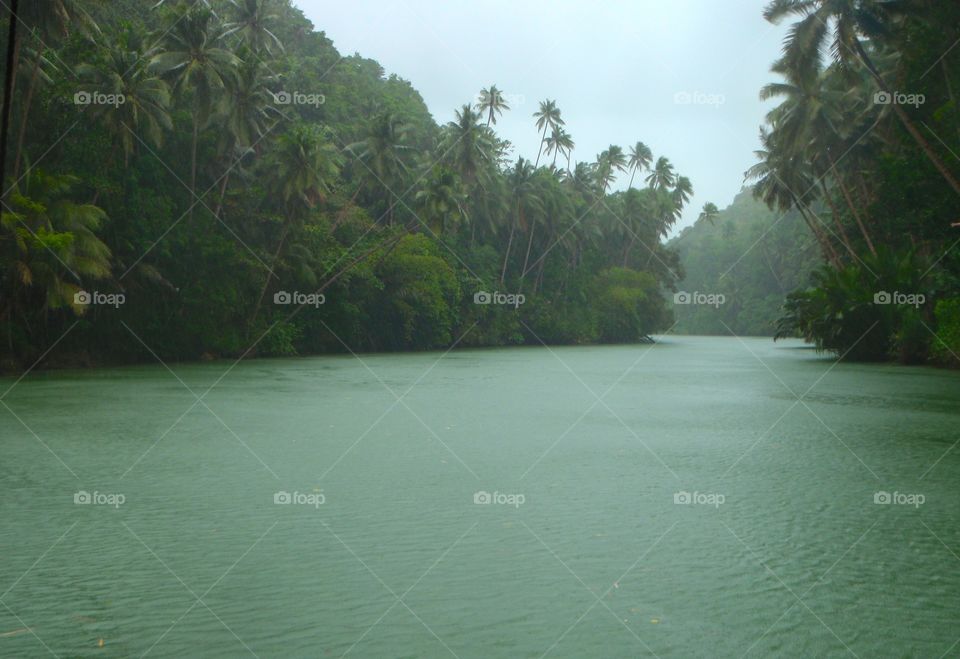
(1, 336, 958, 657)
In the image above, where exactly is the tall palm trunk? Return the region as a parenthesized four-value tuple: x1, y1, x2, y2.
(0, 0, 20, 203)
(190, 113, 199, 219)
(250, 221, 290, 323)
(818, 179, 858, 260)
(534, 125, 548, 168)
(520, 220, 536, 283)
(792, 190, 841, 269)
(854, 40, 960, 198)
(500, 205, 519, 285)
(825, 151, 876, 256)
(12, 45, 40, 181)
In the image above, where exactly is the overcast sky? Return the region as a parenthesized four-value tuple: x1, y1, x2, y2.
(295, 0, 788, 233)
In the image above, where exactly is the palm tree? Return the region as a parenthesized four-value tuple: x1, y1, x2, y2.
(764, 0, 960, 198)
(346, 111, 413, 225)
(533, 99, 563, 167)
(501, 158, 542, 284)
(223, 0, 284, 55)
(1, 171, 111, 320)
(627, 141, 652, 188)
(698, 202, 720, 225)
(213, 51, 276, 217)
(555, 128, 575, 171)
(646, 156, 676, 190)
(251, 124, 342, 321)
(475, 85, 510, 126)
(3, 0, 99, 187)
(439, 104, 493, 189)
(76, 37, 173, 166)
(415, 166, 467, 235)
(671, 175, 693, 219)
(760, 62, 876, 256)
(150, 4, 240, 209)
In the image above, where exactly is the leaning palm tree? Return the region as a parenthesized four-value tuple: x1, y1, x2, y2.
(149, 5, 240, 208)
(627, 141, 653, 188)
(764, 0, 960, 198)
(533, 99, 563, 167)
(646, 156, 676, 191)
(475, 85, 510, 126)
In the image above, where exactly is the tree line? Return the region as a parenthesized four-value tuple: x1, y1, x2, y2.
(752, 0, 960, 363)
(0, 0, 699, 370)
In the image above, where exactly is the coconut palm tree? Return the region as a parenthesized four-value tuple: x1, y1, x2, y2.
(627, 141, 653, 188)
(646, 156, 676, 191)
(415, 166, 467, 235)
(251, 124, 342, 321)
(150, 4, 240, 208)
(475, 85, 510, 126)
(501, 157, 542, 284)
(76, 37, 173, 166)
(224, 0, 284, 55)
(346, 111, 413, 225)
(697, 202, 720, 225)
(533, 99, 563, 167)
(764, 0, 960, 198)
(0, 171, 111, 319)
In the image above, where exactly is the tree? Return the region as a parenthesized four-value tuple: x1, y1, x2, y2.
(76, 36, 172, 166)
(698, 202, 720, 225)
(764, 0, 960, 198)
(646, 156, 676, 191)
(251, 124, 342, 321)
(533, 99, 563, 168)
(475, 85, 510, 126)
(150, 4, 240, 210)
(347, 111, 413, 225)
(627, 141, 652, 189)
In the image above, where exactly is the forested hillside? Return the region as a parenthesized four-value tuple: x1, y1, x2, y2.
(670, 188, 821, 336)
(0, 0, 691, 371)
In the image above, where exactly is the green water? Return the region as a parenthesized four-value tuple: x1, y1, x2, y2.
(2, 336, 959, 658)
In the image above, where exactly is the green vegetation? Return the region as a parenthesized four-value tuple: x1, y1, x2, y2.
(751, 0, 960, 364)
(0, 0, 690, 371)
(670, 189, 821, 336)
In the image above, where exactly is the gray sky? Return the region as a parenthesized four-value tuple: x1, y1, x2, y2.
(295, 0, 787, 233)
